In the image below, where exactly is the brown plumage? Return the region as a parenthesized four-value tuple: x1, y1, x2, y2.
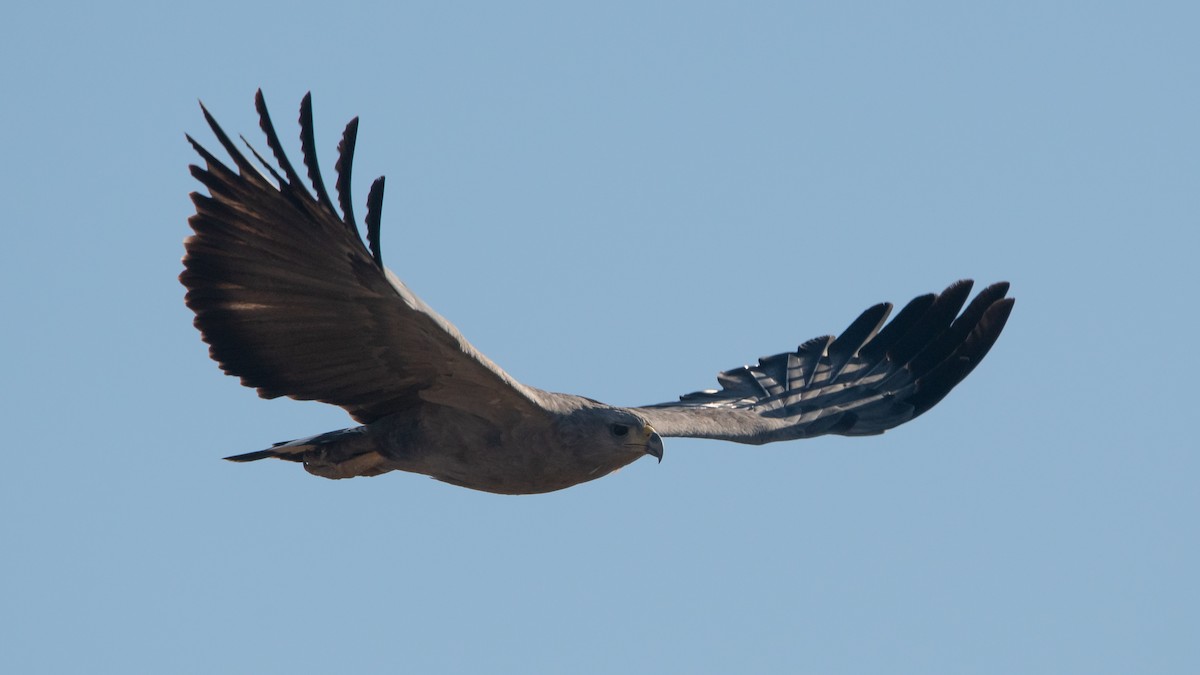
(181, 91, 1014, 494)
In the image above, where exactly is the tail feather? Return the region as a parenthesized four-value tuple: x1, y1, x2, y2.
(222, 427, 390, 479)
(224, 448, 286, 463)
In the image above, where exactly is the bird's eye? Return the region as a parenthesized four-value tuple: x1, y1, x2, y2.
(610, 424, 630, 437)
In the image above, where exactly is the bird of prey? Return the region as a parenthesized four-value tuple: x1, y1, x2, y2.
(181, 91, 1014, 495)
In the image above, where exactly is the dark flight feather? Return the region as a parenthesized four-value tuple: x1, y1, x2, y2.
(335, 117, 360, 231)
(365, 176, 386, 268)
(298, 93, 337, 214)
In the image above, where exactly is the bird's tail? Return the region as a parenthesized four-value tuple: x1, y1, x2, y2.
(224, 427, 391, 479)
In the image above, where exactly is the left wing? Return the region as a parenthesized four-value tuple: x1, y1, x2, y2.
(635, 280, 1013, 443)
(181, 92, 552, 425)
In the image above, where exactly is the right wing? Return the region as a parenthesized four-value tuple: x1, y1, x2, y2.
(635, 281, 1013, 443)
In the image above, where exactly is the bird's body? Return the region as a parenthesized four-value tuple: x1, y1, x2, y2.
(279, 397, 658, 494)
(182, 92, 1013, 494)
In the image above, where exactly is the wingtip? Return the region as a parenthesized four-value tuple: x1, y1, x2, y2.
(988, 296, 1016, 324)
(335, 117, 361, 227)
(986, 280, 1011, 297)
(297, 91, 336, 212)
(198, 99, 219, 130)
(943, 278, 975, 295)
(365, 175, 387, 268)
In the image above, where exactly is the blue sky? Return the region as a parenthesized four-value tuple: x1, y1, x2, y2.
(2, 1, 1196, 673)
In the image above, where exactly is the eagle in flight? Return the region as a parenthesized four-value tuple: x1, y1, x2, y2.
(181, 92, 1014, 495)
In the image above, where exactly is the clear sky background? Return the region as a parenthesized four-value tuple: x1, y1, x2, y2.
(2, 2, 1196, 673)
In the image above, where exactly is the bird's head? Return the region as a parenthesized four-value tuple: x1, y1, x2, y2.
(559, 405, 664, 464)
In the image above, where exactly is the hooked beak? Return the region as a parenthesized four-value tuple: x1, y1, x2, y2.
(644, 426, 664, 463)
